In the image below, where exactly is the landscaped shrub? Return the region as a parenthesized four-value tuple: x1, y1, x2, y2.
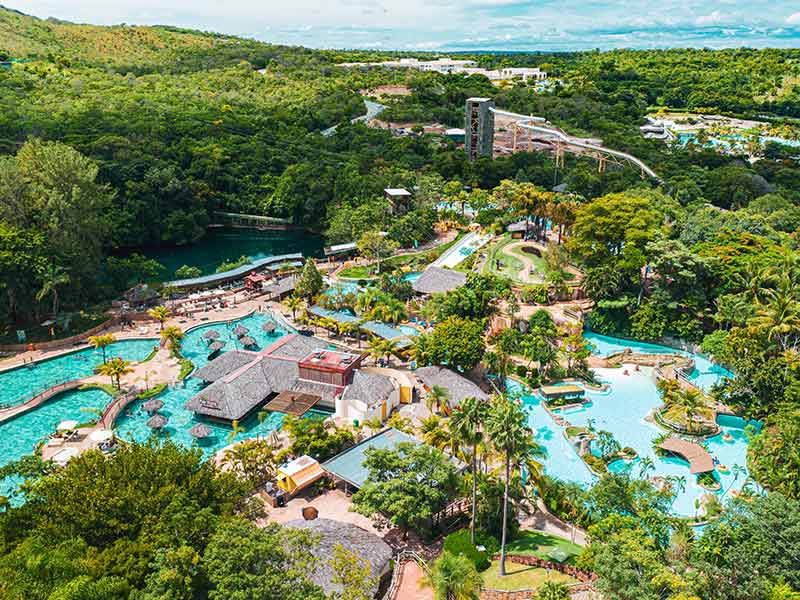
(583, 453, 608, 475)
(520, 284, 550, 304)
(442, 529, 499, 571)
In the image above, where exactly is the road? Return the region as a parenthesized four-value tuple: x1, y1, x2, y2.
(321, 99, 385, 137)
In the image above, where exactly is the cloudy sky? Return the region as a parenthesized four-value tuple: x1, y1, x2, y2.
(8, 0, 800, 51)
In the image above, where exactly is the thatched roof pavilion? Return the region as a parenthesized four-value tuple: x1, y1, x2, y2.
(262, 321, 277, 333)
(240, 336, 257, 348)
(232, 325, 249, 337)
(192, 350, 258, 382)
(414, 366, 489, 408)
(285, 518, 392, 597)
(411, 266, 467, 295)
(203, 330, 221, 340)
(208, 340, 225, 352)
(142, 399, 164, 413)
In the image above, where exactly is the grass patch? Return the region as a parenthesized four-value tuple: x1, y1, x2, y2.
(337, 265, 375, 280)
(505, 530, 583, 564)
(178, 358, 194, 380)
(79, 382, 118, 397)
(482, 560, 576, 591)
(141, 346, 159, 362)
(136, 383, 167, 400)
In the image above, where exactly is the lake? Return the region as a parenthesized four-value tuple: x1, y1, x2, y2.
(133, 228, 325, 277)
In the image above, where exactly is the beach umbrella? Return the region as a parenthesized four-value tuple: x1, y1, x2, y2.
(208, 340, 225, 352)
(89, 429, 114, 443)
(56, 420, 79, 432)
(147, 414, 168, 430)
(232, 325, 249, 337)
(262, 321, 277, 333)
(142, 399, 164, 413)
(203, 330, 221, 340)
(240, 336, 257, 347)
(189, 423, 213, 439)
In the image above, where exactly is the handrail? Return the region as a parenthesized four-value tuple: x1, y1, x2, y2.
(490, 107, 661, 180)
(382, 549, 429, 600)
(0, 379, 83, 423)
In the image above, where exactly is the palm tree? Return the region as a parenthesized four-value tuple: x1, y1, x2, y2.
(98, 357, 133, 390)
(426, 385, 451, 415)
(486, 394, 537, 576)
(536, 580, 570, 600)
(637, 456, 655, 479)
(675, 388, 705, 432)
(160, 325, 184, 351)
(284, 296, 303, 320)
(749, 278, 800, 351)
(379, 338, 400, 365)
(408, 334, 431, 365)
(450, 396, 489, 544)
(88, 333, 116, 364)
(419, 415, 451, 451)
(147, 306, 171, 331)
(422, 551, 482, 600)
(367, 336, 385, 365)
(227, 419, 247, 442)
(656, 377, 680, 405)
(36, 263, 70, 317)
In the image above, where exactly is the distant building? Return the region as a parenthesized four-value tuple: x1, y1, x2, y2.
(384, 187, 413, 215)
(498, 67, 548, 81)
(414, 366, 489, 409)
(337, 370, 399, 423)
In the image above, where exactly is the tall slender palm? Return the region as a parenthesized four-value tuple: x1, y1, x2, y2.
(450, 396, 489, 544)
(486, 394, 537, 576)
(147, 305, 171, 331)
(88, 333, 116, 364)
(36, 263, 70, 317)
(749, 278, 800, 351)
(426, 384, 451, 415)
(419, 415, 451, 451)
(227, 419, 247, 442)
(422, 551, 483, 600)
(367, 336, 385, 365)
(656, 377, 680, 405)
(675, 388, 705, 432)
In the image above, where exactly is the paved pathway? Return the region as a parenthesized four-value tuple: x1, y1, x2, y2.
(395, 560, 432, 600)
(519, 499, 588, 546)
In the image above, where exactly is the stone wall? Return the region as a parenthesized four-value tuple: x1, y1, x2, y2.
(491, 554, 597, 583)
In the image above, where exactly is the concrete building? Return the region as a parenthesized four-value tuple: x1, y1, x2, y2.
(336, 370, 400, 424)
(465, 97, 495, 160)
(498, 67, 548, 81)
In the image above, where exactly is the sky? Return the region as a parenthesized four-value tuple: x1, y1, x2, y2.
(7, 0, 800, 51)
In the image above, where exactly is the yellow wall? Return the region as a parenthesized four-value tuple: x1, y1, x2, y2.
(400, 385, 412, 404)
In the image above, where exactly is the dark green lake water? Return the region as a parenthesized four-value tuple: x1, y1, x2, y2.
(139, 228, 325, 277)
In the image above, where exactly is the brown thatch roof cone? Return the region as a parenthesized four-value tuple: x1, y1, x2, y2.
(203, 330, 221, 340)
(142, 399, 164, 413)
(189, 423, 213, 439)
(147, 414, 168, 429)
(208, 340, 226, 352)
(262, 321, 277, 333)
(233, 325, 249, 337)
(240, 336, 257, 347)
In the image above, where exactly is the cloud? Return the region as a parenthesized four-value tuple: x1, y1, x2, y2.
(695, 11, 725, 26)
(788, 12, 800, 24)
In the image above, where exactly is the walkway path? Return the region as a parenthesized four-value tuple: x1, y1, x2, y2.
(519, 499, 588, 546)
(394, 560, 431, 600)
(0, 379, 82, 423)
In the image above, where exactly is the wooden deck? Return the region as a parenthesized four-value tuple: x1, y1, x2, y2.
(658, 436, 714, 474)
(263, 391, 321, 416)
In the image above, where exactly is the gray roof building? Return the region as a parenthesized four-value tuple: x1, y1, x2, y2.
(263, 275, 298, 298)
(285, 519, 392, 597)
(411, 266, 467, 295)
(192, 350, 258, 382)
(341, 371, 396, 409)
(263, 333, 330, 360)
(414, 366, 489, 408)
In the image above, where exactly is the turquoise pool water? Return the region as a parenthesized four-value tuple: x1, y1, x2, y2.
(583, 331, 733, 392)
(397, 324, 420, 337)
(0, 339, 158, 409)
(0, 387, 111, 498)
(512, 367, 753, 517)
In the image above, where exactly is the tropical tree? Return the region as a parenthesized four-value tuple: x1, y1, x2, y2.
(486, 395, 542, 576)
(227, 419, 247, 443)
(419, 415, 452, 452)
(450, 396, 490, 544)
(749, 277, 800, 351)
(284, 295, 304, 320)
(147, 305, 171, 331)
(535, 580, 570, 600)
(422, 551, 483, 600)
(161, 325, 184, 351)
(88, 333, 116, 364)
(675, 388, 705, 432)
(295, 258, 324, 300)
(35, 263, 70, 317)
(98, 357, 133, 389)
(426, 385, 451, 415)
(357, 231, 399, 274)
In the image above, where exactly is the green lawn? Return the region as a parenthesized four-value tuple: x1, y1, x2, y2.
(506, 530, 584, 564)
(482, 560, 576, 591)
(337, 264, 376, 280)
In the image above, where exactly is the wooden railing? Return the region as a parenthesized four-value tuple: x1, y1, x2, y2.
(382, 550, 428, 600)
(99, 388, 140, 428)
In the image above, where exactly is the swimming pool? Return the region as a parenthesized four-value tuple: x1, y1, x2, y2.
(0, 312, 307, 499)
(0, 338, 158, 409)
(583, 331, 733, 392)
(510, 367, 753, 518)
(0, 387, 112, 498)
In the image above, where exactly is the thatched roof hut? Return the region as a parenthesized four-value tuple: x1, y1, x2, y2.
(192, 350, 258, 382)
(262, 321, 277, 333)
(188, 423, 213, 439)
(414, 366, 489, 408)
(142, 399, 164, 413)
(208, 340, 225, 352)
(240, 336, 257, 348)
(203, 330, 221, 340)
(147, 414, 168, 429)
(233, 325, 249, 337)
(285, 519, 392, 597)
(411, 266, 467, 295)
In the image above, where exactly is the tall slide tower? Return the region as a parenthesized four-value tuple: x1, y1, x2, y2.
(465, 98, 495, 160)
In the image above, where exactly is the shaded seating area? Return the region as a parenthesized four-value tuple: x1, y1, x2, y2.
(263, 390, 322, 416)
(539, 384, 585, 403)
(307, 305, 414, 349)
(411, 266, 467, 295)
(414, 366, 489, 409)
(658, 436, 715, 474)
